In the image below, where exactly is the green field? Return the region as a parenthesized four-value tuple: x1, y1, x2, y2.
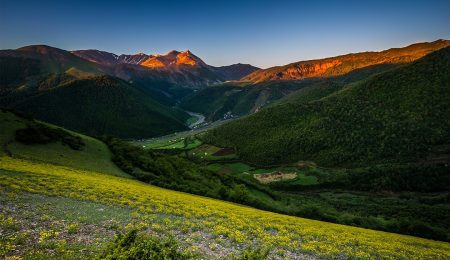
(138, 136, 203, 150)
(213, 162, 255, 174)
(0, 110, 129, 178)
(185, 137, 203, 149)
(146, 138, 186, 149)
(187, 144, 237, 161)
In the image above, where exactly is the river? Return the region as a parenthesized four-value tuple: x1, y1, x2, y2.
(186, 111, 205, 129)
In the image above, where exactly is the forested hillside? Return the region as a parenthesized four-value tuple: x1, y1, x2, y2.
(2, 76, 189, 138)
(182, 41, 450, 121)
(181, 63, 401, 121)
(204, 47, 450, 167)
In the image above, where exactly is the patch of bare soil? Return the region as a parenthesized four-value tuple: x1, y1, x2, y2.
(254, 171, 297, 184)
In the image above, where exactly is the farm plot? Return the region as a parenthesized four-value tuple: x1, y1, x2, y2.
(188, 144, 237, 161)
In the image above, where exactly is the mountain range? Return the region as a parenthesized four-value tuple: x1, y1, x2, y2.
(1, 40, 449, 138)
(0, 45, 259, 137)
(71, 48, 260, 85)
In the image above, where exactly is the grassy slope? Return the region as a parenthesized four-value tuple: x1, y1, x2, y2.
(8, 76, 189, 138)
(141, 129, 450, 240)
(0, 110, 129, 178)
(1, 156, 449, 259)
(0, 191, 132, 259)
(204, 47, 450, 166)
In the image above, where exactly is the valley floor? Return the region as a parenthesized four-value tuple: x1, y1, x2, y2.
(1, 156, 449, 259)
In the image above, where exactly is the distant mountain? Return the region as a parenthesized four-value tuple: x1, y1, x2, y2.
(0, 46, 191, 138)
(71, 50, 151, 65)
(1, 45, 105, 78)
(70, 49, 120, 65)
(205, 46, 450, 167)
(136, 50, 224, 86)
(117, 53, 151, 64)
(72, 49, 207, 68)
(211, 63, 260, 81)
(140, 50, 207, 68)
(242, 39, 450, 82)
(71, 48, 259, 85)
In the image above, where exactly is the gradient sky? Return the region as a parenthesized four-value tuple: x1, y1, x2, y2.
(1, 0, 449, 68)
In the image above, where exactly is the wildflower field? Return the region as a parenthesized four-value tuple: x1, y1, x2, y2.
(1, 156, 449, 258)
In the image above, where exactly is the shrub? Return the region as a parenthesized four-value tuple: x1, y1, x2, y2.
(229, 184, 251, 204)
(15, 125, 84, 150)
(236, 248, 271, 259)
(99, 229, 194, 259)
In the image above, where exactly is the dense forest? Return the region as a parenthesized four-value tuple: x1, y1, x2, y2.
(1, 75, 190, 138)
(180, 63, 405, 121)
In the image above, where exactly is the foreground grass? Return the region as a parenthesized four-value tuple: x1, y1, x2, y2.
(0, 191, 132, 259)
(1, 156, 449, 258)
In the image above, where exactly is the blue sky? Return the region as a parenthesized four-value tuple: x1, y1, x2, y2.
(1, 0, 449, 68)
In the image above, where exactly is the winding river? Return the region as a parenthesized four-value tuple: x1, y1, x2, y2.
(186, 111, 205, 129)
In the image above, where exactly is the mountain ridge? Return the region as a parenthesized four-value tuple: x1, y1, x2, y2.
(71, 48, 260, 83)
(242, 39, 450, 82)
(1, 45, 106, 77)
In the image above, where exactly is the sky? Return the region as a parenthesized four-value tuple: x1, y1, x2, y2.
(1, 0, 449, 68)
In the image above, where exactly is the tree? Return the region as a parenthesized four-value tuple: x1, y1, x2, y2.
(229, 184, 250, 203)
